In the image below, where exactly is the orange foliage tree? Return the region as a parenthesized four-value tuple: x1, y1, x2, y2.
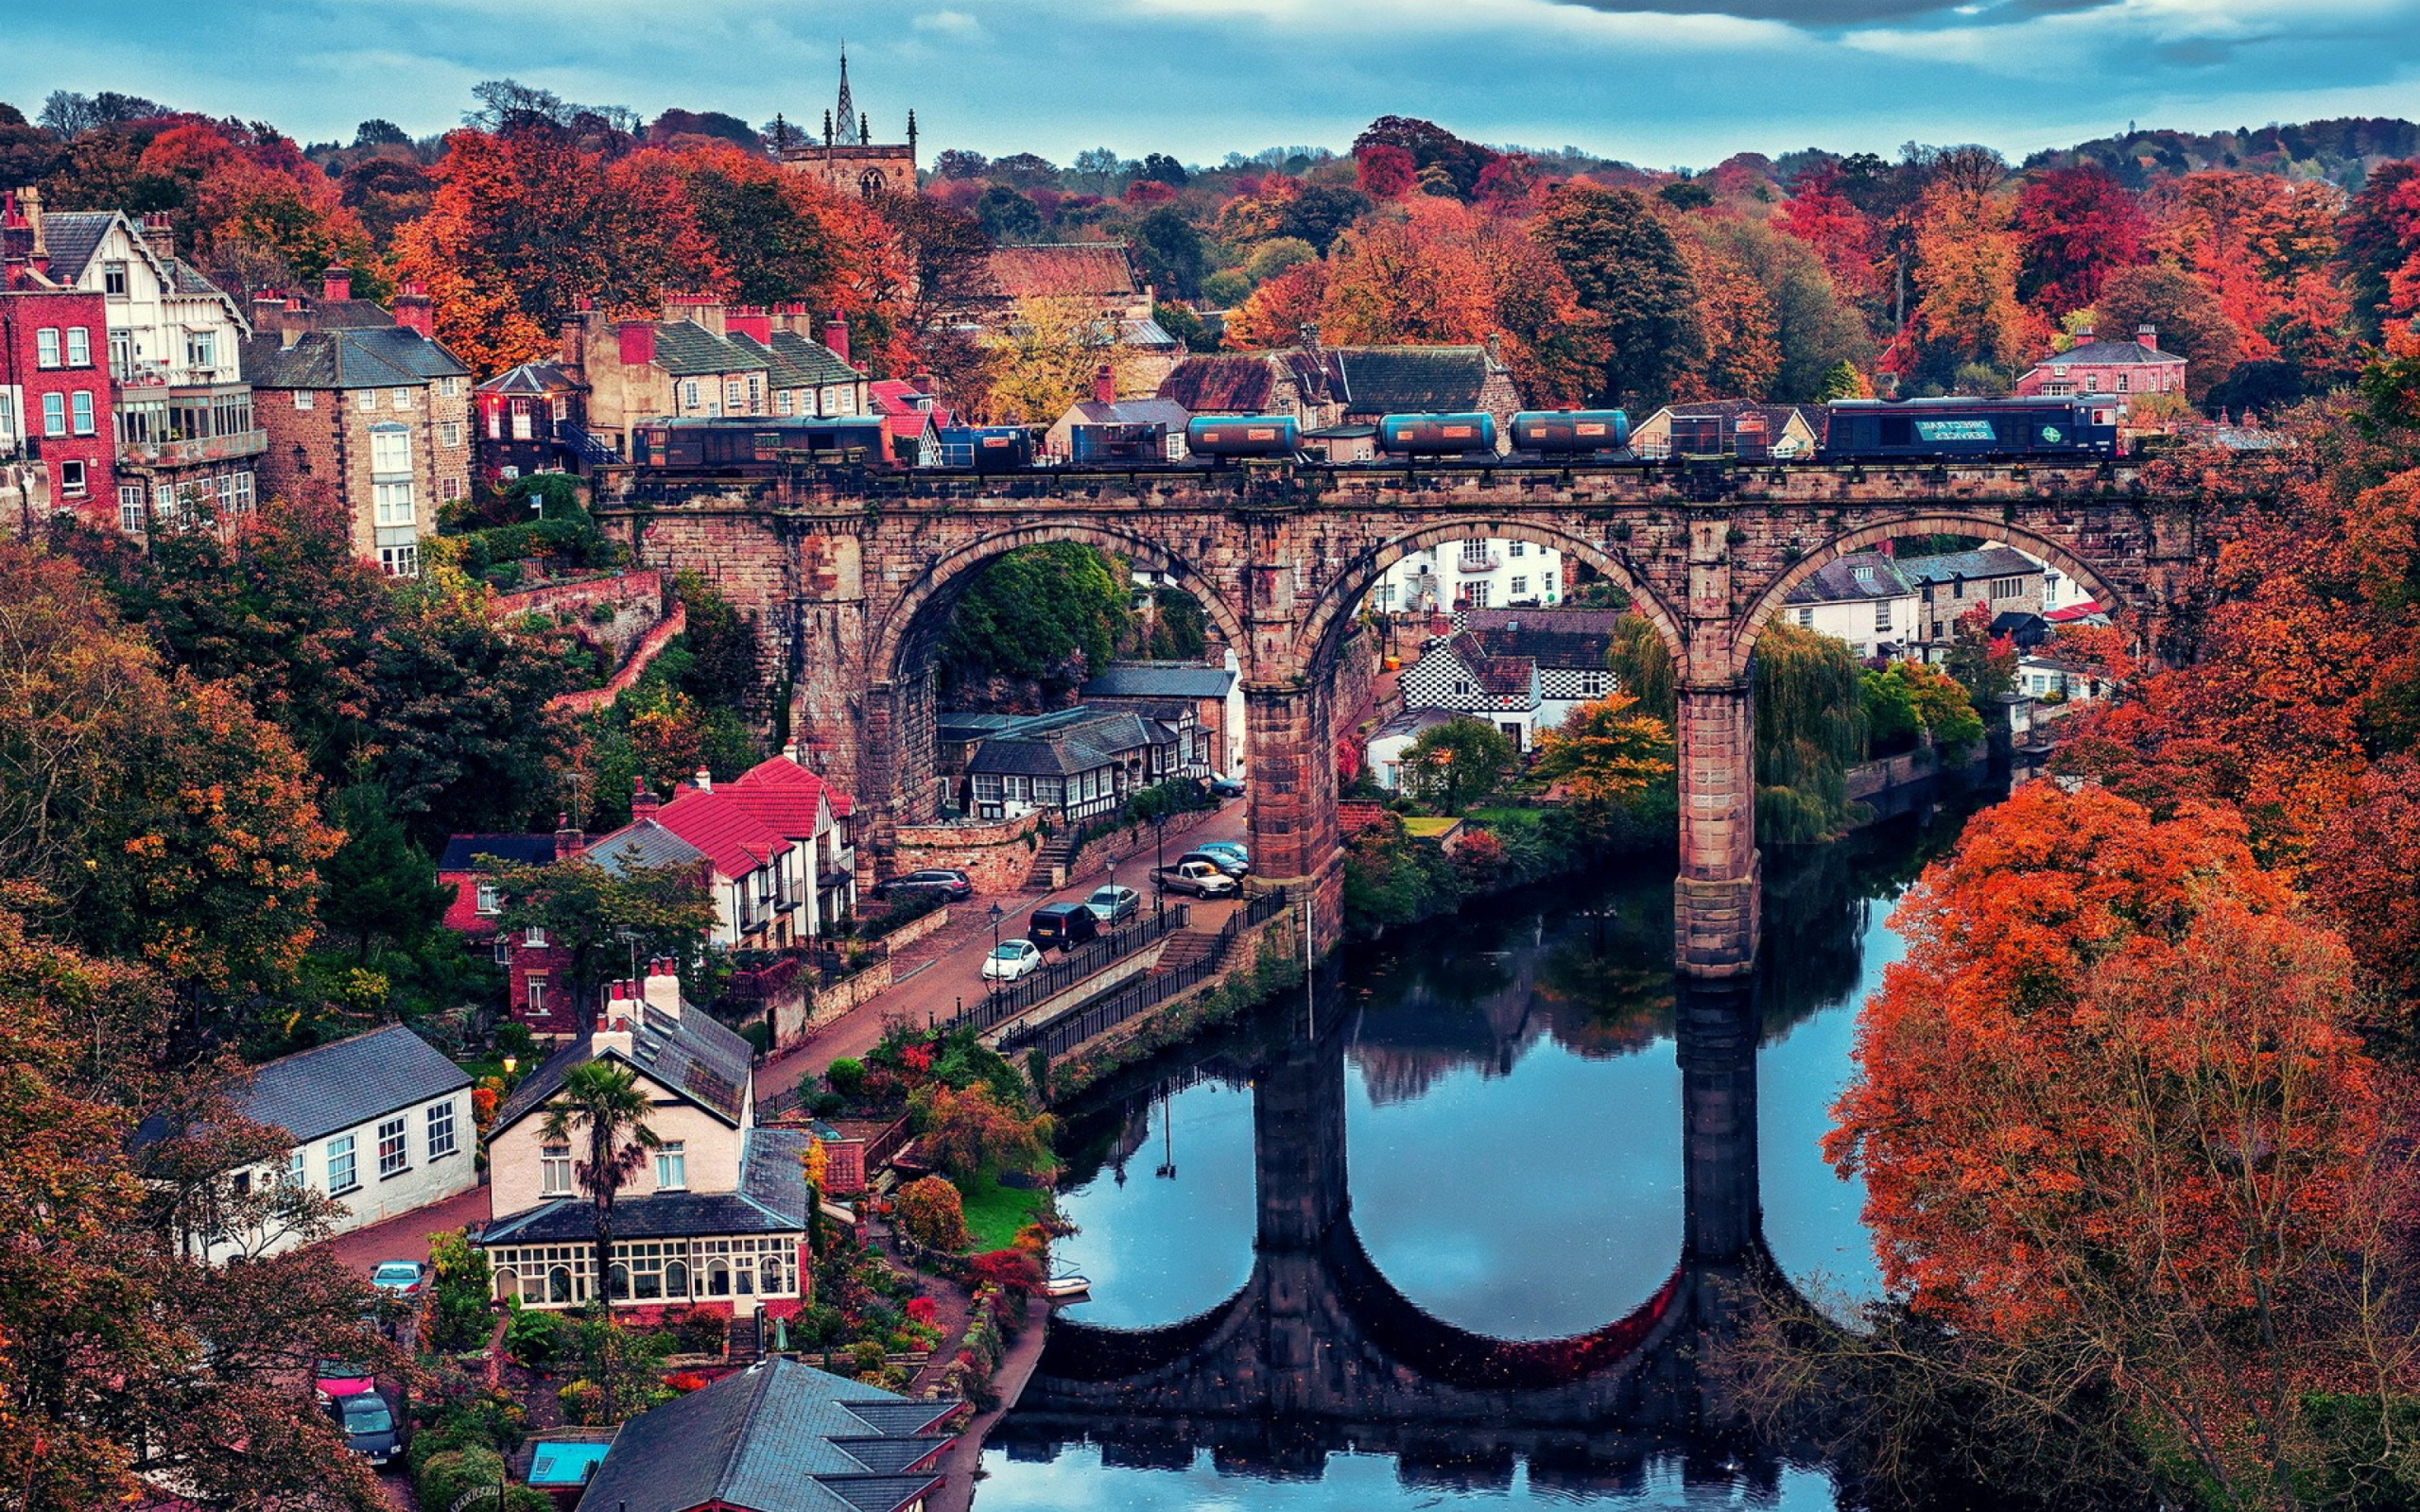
(1906, 178, 2031, 385)
(2148, 171, 2344, 366)
(1772, 163, 1877, 301)
(1828, 782, 2397, 1499)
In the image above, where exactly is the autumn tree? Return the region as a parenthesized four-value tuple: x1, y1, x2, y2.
(1827, 783, 2402, 1504)
(1674, 232, 1780, 400)
(2339, 159, 2420, 341)
(915, 1082, 1052, 1184)
(1772, 163, 1878, 303)
(2096, 262, 2242, 403)
(1535, 184, 1703, 407)
(2012, 163, 2149, 316)
(984, 293, 1128, 423)
(893, 1174, 972, 1252)
(1906, 177, 2031, 389)
(1226, 259, 1329, 350)
(1530, 693, 1672, 805)
(1692, 215, 1872, 402)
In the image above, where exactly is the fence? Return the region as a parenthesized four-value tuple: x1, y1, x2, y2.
(956, 904, 1191, 1034)
(1001, 886, 1288, 1060)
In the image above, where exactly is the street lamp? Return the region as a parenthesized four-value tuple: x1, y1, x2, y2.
(986, 902, 1004, 997)
(1152, 812, 1167, 926)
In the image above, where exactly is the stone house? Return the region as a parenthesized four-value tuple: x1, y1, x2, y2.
(243, 269, 473, 577)
(1, 190, 118, 520)
(557, 297, 868, 456)
(180, 1024, 475, 1264)
(1631, 399, 1824, 460)
(2014, 324, 2186, 410)
(479, 961, 811, 1321)
(1896, 545, 2048, 644)
(1779, 551, 1921, 661)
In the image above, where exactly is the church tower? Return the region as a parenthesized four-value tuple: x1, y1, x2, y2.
(782, 52, 918, 198)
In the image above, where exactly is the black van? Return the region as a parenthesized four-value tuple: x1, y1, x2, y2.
(1028, 902, 1100, 952)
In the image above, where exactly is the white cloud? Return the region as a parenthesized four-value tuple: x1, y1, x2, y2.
(911, 9, 985, 37)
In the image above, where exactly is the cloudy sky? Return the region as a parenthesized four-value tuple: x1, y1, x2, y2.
(9, 0, 2419, 166)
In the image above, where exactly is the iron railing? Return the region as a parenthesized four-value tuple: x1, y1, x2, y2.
(1001, 886, 1288, 1060)
(957, 904, 1190, 1034)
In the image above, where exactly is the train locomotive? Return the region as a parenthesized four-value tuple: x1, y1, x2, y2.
(1819, 398, 2118, 461)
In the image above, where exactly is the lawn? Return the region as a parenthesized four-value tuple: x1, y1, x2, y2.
(955, 1175, 1047, 1252)
(1401, 816, 1465, 839)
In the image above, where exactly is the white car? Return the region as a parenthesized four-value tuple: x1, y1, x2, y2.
(981, 939, 1043, 982)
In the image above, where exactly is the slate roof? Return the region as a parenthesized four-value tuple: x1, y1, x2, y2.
(650, 320, 765, 377)
(1895, 547, 2042, 587)
(477, 362, 587, 396)
(492, 1002, 755, 1134)
(238, 1025, 470, 1145)
(1158, 353, 1278, 413)
(438, 833, 559, 872)
(1334, 345, 1494, 415)
(1060, 397, 1190, 429)
(769, 331, 863, 386)
(572, 1358, 954, 1512)
(1784, 551, 1917, 606)
(245, 325, 471, 390)
(1441, 631, 1537, 696)
(1456, 608, 1625, 670)
(1371, 708, 1458, 741)
(35, 211, 113, 283)
(967, 711, 1175, 778)
(583, 819, 712, 878)
(1080, 663, 1236, 699)
(2032, 335, 2183, 368)
(979, 242, 1138, 301)
(482, 1127, 809, 1245)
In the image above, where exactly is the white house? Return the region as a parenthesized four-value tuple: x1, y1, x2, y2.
(2018, 653, 2111, 702)
(1367, 708, 1458, 792)
(1396, 629, 1543, 749)
(1453, 608, 1624, 732)
(1779, 552, 1921, 661)
(192, 1024, 475, 1264)
(1372, 538, 1564, 614)
(478, 962, 811, 1316)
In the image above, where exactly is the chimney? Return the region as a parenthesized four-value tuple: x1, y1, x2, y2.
(725, 305, 772, 343)
(631, 776, 661, 817)
(1092, 364, 1115, 406)
(593, 983, 637, 1054)
(616, 320, 657, 369)
(2071, 323, 2095, 348)
(23, 186, 45, 263)
(780, 739, 801, 765)
(822, 316, 850, 364)
(322, 265, 353, 302)
(393, 281, 434, 339)
(912, 369, 936, 398)
(554, 812, 584, 859)
(693, 765, 713, 794)
(2136, 323, 2158, 350)
(1297, 321, 1320, 352)
(140, 211, 174, 262)
(663, 292, 725, 335)
(643, 957, 683, 1019)
(560, 317, 585, 369)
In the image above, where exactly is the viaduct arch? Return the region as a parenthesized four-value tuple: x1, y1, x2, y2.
(596, 459, 2225, 974)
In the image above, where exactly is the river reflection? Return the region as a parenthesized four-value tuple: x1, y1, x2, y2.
(977, 798, 1983, 1510)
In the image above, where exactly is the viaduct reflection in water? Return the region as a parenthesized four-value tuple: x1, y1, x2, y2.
(995, 974, 1795, 1493)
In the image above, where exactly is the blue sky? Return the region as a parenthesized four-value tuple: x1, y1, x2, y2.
(8, 0, 2419, 167)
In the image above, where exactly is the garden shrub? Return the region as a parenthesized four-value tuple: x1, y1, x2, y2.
(504, 1306, 563, 1368)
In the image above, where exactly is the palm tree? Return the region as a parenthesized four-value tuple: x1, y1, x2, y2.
(539, 1060, 660, 1310)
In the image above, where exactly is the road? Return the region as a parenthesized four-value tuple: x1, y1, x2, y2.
(759, 799, 1250, 1097)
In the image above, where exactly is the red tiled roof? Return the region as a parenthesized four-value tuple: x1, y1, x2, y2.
(729, 752, 855, 816)
(719, 757, 838, 839)
(1159, 354, 1277, 413)
(650, 787, 793, 880)
(981, 243, 1138, 301)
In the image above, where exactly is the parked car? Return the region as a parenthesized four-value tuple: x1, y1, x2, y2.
(315, 1359, 375, 1404)
(1159, 860, 1239, 898)
(1085, 885, 1142, 925)
(1198, 839, 1249, 864)
(325, 1390, 402, 1466)
(1180, 847, 1249, 878)
(873, 868, 974, 902)
(1028, 902, 1101, 952)
(1207, 772, 1246, 799)
(981, 939, 1044, 982)
(369, 1261, 424, 1297)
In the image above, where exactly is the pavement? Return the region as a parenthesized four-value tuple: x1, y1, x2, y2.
(926, 1303, 1053, 1512)
(759, 799, 1250, 1097)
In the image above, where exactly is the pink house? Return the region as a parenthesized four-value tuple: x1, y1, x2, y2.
(2014, 323, 2186, 411)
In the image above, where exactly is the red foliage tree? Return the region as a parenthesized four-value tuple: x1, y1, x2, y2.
(1355, 144, 1417, 200)
(2012, 163, 2150, 316)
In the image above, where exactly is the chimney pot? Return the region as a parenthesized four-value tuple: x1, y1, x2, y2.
(631, 777, 661, 816)
(322, 266, 353, 302)
(393, 284, 434, 339)
(643, 959, 682, 1019)
(693, 766, 713, 794)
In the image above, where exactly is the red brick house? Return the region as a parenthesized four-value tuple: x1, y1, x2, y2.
(2014, 323, 2186, 411)
(2, 191, 116, 522)
(438, 832, 581, 1037)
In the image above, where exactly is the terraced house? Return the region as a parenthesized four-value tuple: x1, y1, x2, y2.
(556, 296, 869, 455)
(245, 269, 473, 576)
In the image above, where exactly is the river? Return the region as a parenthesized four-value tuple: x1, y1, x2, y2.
(972, 792, 1986, 1510)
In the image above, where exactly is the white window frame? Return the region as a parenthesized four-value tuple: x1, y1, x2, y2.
(285, 1149, 307, 1188)
(35, 328, 59, 368)
(440, 421, 462, 448)
(475, 881, 502, 915)
(654, 1143, 686, 1191)
(376, 1115, 409, 1178)
(58, 460, 85, 498)
(294, 390, 314, 411)
(327, 1133, 358, 1194)
(426, 1100, 458, 1160)
(41, 393, 64, 437)
(66, 327, 91, 367)
(70, 390, 94, 436)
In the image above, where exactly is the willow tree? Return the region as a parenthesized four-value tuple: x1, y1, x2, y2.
(1754, 623, 1871, 843)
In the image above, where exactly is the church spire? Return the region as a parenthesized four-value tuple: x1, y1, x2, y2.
(835, 48, 860, 147)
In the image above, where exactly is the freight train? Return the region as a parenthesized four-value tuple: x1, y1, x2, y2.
(620, 396, 2118, 477)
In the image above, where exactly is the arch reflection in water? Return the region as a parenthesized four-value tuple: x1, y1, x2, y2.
(992, 974, 1801, 1499)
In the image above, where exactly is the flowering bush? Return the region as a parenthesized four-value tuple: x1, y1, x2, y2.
(907, 1297, 938, 1325)
(663, 1371, 709, 1394)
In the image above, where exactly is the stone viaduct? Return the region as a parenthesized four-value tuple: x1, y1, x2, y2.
(993, 978, 1789, 1486)
(594, 459, 2221, 973)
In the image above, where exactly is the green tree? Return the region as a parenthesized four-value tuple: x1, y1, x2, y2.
(539, 1060, 662, 1314)
(1401, 717, 1519, 816)
(319, 782, 452, 965)
(1754, 623, 1870, 844)
(1605, 612, 1676, 722)
(939, 541, 1133, 698)
(485, 849, 717, 1011)
(560, 1309, 676, 1424)
(1534, 184, 1703, 407)
(1128, 204, 1206, 299)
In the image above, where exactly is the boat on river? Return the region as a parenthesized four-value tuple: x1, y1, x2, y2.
(1041, 1274, 1092, 1300)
